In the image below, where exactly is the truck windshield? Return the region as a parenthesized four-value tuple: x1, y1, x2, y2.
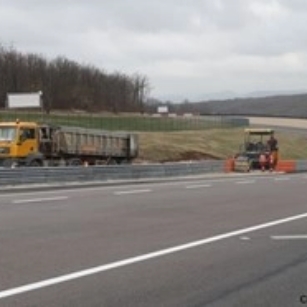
(0, 127, 16, 141)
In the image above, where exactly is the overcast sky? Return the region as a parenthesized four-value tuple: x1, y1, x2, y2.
(1, 0, 307, 101)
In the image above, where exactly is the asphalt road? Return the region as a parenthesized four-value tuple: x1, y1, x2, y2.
(1, 173, 307, 306)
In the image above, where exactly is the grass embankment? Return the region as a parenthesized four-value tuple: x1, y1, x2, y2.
(138, 128, 307, 162)
(1, 111, 306, 162)
(0, 111, 230, 132)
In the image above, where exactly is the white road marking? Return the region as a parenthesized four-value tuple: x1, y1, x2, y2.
(186, 184, 212, 189)
(0, 174, 284, 198)
(271, 235, 307, 240)
(114, 189, 152, 195)
(274, 177, 290, 181)
(236, 180, 255, 185)
(1, 212, 307, 299)
(240, 236, 251, 240)
(12, 196, 69, 204)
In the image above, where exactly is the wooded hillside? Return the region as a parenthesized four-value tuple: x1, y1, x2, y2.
(0, 46, 149, 113)
(171, 94, 307, 118)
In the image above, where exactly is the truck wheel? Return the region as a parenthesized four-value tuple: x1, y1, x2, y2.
(3, 159, 17, 168)
(107, 158, 118, 165)
(68, 158, 82, 166)
(29, 159, 42, 167)
(119, 159, 129, 165)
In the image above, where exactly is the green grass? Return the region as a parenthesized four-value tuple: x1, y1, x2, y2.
(0, 111, 241, 132)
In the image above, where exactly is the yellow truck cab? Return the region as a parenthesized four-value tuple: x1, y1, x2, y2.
(0, 119, 42, 167)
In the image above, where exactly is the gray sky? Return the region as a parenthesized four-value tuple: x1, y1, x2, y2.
(1, 0, 307, 101)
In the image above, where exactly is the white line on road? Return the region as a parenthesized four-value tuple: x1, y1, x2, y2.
(0, 174, 287, 198)
(114, 189, 152, 195)
(236, 180, 256, 185)
(12, 196, 69, 204)
(271, 235, 307, 240)
(186, 184, 212, 189)
(274, 177, 290, 181)
(1, 212, 307, 299)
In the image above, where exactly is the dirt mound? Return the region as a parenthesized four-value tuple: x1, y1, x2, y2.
(134, 151, 221, 164)
(161, 151, 221, 163)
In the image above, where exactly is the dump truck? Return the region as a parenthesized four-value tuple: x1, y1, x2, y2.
(233, 128, 278, 172)
(0, 119, 138, 167)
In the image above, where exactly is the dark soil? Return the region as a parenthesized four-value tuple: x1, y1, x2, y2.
(161, 151, 221, 163)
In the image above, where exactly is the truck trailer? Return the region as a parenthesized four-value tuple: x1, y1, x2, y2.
(0, 119, 138, 167)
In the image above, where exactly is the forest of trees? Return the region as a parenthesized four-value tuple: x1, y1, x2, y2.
(179, 94, 307, 118)
(0, 45, 150, 113)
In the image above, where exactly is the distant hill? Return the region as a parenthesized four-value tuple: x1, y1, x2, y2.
(188, 93, 307, 118)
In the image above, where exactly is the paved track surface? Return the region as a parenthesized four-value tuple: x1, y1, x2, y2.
(248, 117, 307, 129)
(1, 173, 307, 306)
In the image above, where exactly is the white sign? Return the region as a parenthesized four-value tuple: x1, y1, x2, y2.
(157, 106, 168, 114)
(6, 92, 42, 109)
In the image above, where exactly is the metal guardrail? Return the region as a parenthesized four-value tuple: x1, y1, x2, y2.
(0, 161, 225, 186)
(2, 159, 307, 187)
(296, 160, 307, 172)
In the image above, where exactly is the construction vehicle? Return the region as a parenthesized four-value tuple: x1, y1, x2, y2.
(0, 119, 138, 167)
(233, 128, 278, 172)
